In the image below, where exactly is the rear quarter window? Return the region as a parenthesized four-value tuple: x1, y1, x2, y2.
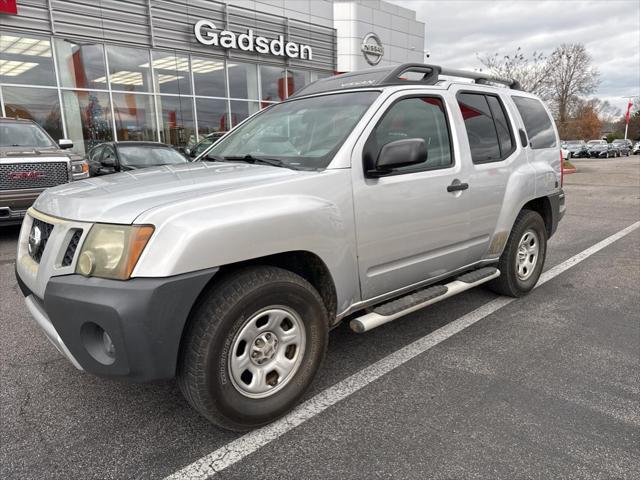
(512, 96, 557, 149)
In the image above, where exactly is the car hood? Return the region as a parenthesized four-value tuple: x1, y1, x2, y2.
(33, 161, 306, 224)
(0, 146, 69, 159)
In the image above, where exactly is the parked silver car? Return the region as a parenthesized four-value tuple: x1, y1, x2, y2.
(16, 64, 564, 430)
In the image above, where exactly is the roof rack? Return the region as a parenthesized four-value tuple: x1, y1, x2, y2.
(292, 63, 520, 97)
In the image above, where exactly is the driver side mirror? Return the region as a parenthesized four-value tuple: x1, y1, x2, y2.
(58, 139, 73, 150)
(368, 138, 427, 177)
(101, 157, 115, 167)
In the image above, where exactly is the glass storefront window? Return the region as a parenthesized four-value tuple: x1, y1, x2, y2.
(260, 65, 286, 102)
(229, 100, 260, 128)
(192, 55, 226, 98)
(2, 86, 64, 140)
(0, 32, 56, 86)
(104, 45, 152, 93)
(286, 70, 311, 98)
(157, 95, 194, 148)
(227, 62, 258, 100)
(196, 98, 229, 134)
(62, 90, 113, 155)
(149, 50, 191, 95)
(112, 92, 156, 141)
(55, 39, 107, 90)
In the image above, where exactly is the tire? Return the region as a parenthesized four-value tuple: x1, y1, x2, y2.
(488, 209, 547, 297)
(177, 266, 329, 431)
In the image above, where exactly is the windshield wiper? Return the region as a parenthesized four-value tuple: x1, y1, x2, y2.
(223, 154, 296, 170)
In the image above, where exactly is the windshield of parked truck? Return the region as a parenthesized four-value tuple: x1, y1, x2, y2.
(0, 122, 56, 148)
(118, 146, 188, 168)
(587, 140, 606, 145)
(204, 91, 380, 170)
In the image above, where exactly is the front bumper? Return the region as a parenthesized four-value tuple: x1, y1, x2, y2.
(0, 206, 27, 224)
(16, 268, 217, 381)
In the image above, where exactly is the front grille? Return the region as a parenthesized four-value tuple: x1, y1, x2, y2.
(0, 162, 69, 190)
(28, 218, 54, 263)
(61, 229, 83, 267)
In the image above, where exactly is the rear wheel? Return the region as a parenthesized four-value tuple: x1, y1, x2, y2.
(488, 209, 547, 297)
(178, 266, 329, 431)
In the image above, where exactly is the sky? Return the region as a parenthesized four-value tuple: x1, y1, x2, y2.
(389, 0, 640, 114)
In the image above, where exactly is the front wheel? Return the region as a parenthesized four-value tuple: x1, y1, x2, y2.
(488, 209, 547, 297)
(178, 266, 329, 431)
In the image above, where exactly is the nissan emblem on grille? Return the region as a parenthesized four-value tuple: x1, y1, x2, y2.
(28, 224, 42, 256)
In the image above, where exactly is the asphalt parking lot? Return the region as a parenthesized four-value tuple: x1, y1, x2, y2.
(1, 156, 639, 480)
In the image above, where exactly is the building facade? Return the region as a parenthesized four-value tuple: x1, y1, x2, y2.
(0, 0, 424, 155)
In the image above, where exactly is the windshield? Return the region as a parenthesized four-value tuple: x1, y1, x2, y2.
(566, 140, 583, 145)
(587, 140, 605, 145)
(611, 140, 625, 144)
(206, 91, 380, 170)
(118, 146, 187, 167)
(0, 122, 56, 148)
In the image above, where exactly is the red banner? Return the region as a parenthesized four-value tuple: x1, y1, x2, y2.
(625, 101, 633, 124)
(0, 0, 18, 15)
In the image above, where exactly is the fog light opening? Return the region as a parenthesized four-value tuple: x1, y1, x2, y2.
(80, 322, 116, 365)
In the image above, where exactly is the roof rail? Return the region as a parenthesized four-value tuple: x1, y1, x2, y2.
(439, 67, 521, 90)
(291, 63, 520, 97)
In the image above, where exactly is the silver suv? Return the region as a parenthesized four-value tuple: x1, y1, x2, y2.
(15, 64, 565, 430)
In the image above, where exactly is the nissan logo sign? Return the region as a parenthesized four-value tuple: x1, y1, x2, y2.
(361, 33, 384, 66)
(28, 224, 42, 256)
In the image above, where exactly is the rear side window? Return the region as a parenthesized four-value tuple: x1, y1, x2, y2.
(512, 96, 557, 149)
(365, 96, 453, 173)
(457, 93, 514, 163)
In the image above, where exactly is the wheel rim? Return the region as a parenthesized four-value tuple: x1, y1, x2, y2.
(228, 306, 306, 399)
(516, 229, 540, 281)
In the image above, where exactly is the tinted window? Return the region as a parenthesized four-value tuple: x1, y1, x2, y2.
(366, 97, 452, 172)
(458, 93, 501, 163)
(512, 96, 557, 149)
(486, 96, 514, 157)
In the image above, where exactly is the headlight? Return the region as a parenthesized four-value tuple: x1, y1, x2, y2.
(72, 161, 89, 174)
(76, 224, 154, 280)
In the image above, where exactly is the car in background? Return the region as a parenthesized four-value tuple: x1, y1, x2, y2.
(87, 141, 188, 176)
(587, 140, 615, 158)
(184, 132, 226, 160)
(0, 117, 78, 225)
(633, 142, 640, 155)
(611, 139, 632, 156)
(561, 140, 589, 158)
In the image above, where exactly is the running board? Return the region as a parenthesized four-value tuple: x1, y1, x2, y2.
(350, 267, 500, 333)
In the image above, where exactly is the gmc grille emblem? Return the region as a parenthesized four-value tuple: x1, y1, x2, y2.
(8, 171, 45, 180)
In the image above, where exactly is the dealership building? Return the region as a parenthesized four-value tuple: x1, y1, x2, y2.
(0, 0, 425, 155)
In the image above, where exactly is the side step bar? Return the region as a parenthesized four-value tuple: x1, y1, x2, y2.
(350, 267, 500, 333)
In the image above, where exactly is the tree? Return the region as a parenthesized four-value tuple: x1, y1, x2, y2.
(546, 44, 600, 135)
(477, 47, 551, 97)
(561, 101, 602, 140)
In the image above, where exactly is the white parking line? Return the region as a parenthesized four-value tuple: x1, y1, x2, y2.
(166, 221, 640, 480)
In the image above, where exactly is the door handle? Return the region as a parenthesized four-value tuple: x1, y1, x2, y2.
(447, 181, 469, 192)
